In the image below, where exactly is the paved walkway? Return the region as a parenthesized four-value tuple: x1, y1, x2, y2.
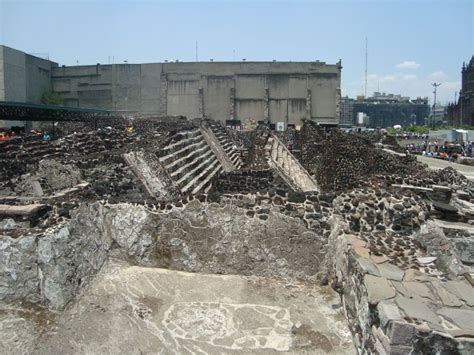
(416, 155, 474, 181)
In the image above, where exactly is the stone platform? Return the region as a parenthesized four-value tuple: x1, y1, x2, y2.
(328, 216, 474, 354)
(0, 262, 355, 354)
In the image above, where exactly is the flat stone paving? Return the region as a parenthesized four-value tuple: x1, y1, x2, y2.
(416, 155, 474, 181)
(0, 262, 355, 354)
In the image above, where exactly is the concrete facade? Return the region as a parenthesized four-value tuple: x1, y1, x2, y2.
(52, 61, 342, 125)
(340, 96, 355, 126)
(352, 93, 429, 128)
(0, 45, 57, 127)
(0, 46, 57, 103)
(1, 46, 342, 126)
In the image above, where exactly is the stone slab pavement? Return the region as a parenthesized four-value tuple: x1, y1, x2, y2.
(416, 155, 474, 181)
(0, 262, 355, 354)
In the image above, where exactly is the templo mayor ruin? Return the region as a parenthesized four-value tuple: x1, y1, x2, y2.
(0, 45, 473, 355)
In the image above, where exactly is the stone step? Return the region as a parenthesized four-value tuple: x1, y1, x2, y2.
(160, 133, 203, 157)
(159, 139, 206, 165)
(176, 156, 217, 187)
(190, 162, 222, 195)
(182, 159, 220, 193)
(164, 143, 209, 171)
(169, 149, 214, 179)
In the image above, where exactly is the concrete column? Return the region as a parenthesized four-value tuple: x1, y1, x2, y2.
(198, 88, 205, 118)
(112, 64, 117, 111)
(336, 88, 341, 124)
(159, 73, 168, 116)
(229, 87, 235, 120)
(306, 88, 312, 119)
(263, 88, 269, 122)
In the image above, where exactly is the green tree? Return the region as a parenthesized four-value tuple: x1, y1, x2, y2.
(42, 90, 63, 105)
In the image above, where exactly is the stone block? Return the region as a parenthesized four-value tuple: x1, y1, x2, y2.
(31, 178, 44, 196)
(445, 280, 474, 306)
(371, 254, 390, 264)
(345, 234, 366, 248)
(437, 308, 474, 331)
(353, 245, 370, 259)
(388, 321, 416, 346)
(396, 296, 441, 325)
(430, 280, 463, 307)
(388, 344, 414, 355)
(432, 185, 452, 193)
(376, 262, 405, 281)
(402, 281, 437, 302)
(378, 300, 402, 328)
(357, 257, 381, 276)
(365, 275, 396, 305)
(374, 338, 388, 355)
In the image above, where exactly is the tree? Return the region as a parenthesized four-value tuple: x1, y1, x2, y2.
(42, 90, 63, 105)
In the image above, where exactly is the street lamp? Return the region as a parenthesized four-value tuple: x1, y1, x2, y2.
(432, 82, 441, 126)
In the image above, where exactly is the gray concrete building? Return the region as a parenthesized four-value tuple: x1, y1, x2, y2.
(0, 45, 58, 127)
(340, 96, 355, 127)
(352, 92, 429, 128)
(1, 45, 342, 126)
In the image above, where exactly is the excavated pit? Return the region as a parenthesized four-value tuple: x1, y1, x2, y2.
(1, 117, 474, 354)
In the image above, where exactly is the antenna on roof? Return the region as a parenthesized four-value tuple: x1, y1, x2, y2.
(365, 37, 368, 98)
(195, 41, 198, 62)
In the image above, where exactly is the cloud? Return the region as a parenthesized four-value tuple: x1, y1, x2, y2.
(342, 71, 460, 104)
(395, 61, 420, 69)
(428, 70, 448, 80)
(380, 75, 396, 82)
(402, 74, 417, 80)
(367, 73, 396, 83)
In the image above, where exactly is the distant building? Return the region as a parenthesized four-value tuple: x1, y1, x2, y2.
(0, 46, 57, 128)
(429, 104, 448, 125)
(356, 112, 369, 126)
(448, 56, 474, 127)
(351, 92, 429, 128)
(340, 96, 355, 126)
(447, 100, 461, 127)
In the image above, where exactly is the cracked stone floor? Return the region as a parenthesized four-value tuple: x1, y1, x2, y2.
(0, 261, 355, 354)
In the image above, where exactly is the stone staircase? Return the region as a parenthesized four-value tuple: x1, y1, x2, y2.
(204, 120, 242, 169)
(0, 137, 62, 182)
(158, 128, 224, 195)
(266, 134, 319, 192)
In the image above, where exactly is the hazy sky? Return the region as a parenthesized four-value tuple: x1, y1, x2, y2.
(1, 0, 472, 104)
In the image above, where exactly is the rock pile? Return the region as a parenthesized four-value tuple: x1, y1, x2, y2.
(300, 123, 424, 191)
(243, 126, 271, 170)
(212, 169, 288, 194)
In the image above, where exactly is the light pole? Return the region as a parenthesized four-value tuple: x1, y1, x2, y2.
(432, 82, 441, 126)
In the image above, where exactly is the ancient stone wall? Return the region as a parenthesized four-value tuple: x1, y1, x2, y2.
(325, 195, 474, 354)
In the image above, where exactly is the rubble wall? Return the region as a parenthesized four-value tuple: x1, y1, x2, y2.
(326, 213, 474, 354)
(0, 192, 331, 309)
(0, 204, 110, 309)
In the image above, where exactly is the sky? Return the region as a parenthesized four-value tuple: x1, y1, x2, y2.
(0, 0, 473, 104)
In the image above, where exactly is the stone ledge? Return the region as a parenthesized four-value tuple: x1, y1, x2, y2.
(328, 217, 474, 353)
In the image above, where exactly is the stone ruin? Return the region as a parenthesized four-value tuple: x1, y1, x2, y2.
(0, 117, 473, 354)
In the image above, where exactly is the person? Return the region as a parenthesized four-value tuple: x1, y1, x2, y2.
(42, 132, 50, 142)
(468, 142, 473, 157)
